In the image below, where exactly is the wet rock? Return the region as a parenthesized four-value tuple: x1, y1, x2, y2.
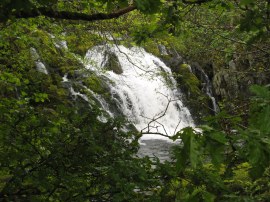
(158, 44, 169, 56)
(104, 51, 123, 74)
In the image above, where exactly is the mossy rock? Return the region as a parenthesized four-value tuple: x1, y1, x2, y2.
(83, 74, 108, 94)
(174, 63, 213, 121)
(104, 51, 123, 74)
(176, 63, 200, 95)
(143, 41, 160, 56)
(66, 32, 103, 56)
(179, 63, 190, 70)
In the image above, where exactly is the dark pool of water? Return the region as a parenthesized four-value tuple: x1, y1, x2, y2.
(138, 139, 176, 162)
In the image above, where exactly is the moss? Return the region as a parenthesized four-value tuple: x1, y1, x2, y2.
(232, 163, 251, 182)
(174, 63, 212, 121)
(83, 75, 107, 94)
(160, 54, 172, 62)
(176, 64, 200, 95)
(143, 41, 160, 56)
(66, 32, 103, 56)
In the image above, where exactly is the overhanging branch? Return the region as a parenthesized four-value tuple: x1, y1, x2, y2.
(6, 5, 137, 22)
(182, 0, 212, 4)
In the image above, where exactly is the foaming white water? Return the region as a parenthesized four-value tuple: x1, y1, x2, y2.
(30, 47, 48, 75)
(84, 45, 194, 140)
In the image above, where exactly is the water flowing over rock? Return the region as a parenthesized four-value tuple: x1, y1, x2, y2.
(191, 63, 219, 114)
(198, 69, 219, 113)
(158, 44, 169, 56)
(84, 45, 194, 140)
(30, 47, 48, 75)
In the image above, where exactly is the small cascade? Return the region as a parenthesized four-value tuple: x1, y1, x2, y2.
(30, 48, 48, 74)
(62, 73, 113, 123)
(82, 85, 114, 118)
(84, 45, 194, 140)
(192, 65, 219, 113)
(62, 74, 89, 102)
(49, 33, 68, 50)
(201, 72, 219, 113)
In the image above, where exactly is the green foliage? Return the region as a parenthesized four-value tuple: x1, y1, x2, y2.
(66, 31, 103, 56)
(135, 0, 162, 14)
(175, 64, 201, 95)
(0, 0, 270, 201)
(173, 127, 202, 170)
(0, 19, 160, 201)
(132, 24, 157, 44)
(83, 74, 107, 95)
(172, 64, 211, 120)
(244, 85, 270, 179)
(157, 85, 270, 201)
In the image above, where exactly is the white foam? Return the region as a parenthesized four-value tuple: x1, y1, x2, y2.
(84, 45, 194, 140)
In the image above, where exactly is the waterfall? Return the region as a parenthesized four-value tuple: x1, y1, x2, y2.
(30, 47, 48, 75)
(84, 45, 194, 140)
(196, 67, 219, 113)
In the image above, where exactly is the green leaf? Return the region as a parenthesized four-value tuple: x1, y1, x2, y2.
(250, 85, 270, 99)
(208, 143, 225, 166)
(202, 191, 216, 202)
(240, 0, 254, 6)
(180, 127, 201, 169)
(247, 140, 261, 165)
(256, 106, 270, 133)
(7, 0, 33, 11)
(135, 0, 162, 14)
(207, 131, 227, 144)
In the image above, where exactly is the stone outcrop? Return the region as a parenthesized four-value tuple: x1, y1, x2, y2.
(212, 57, 270, 101)
(104, 51, 123, 74)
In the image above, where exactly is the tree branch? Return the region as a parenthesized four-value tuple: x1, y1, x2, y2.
(6, 5, 137, 22)
(182, 0, 212, 4)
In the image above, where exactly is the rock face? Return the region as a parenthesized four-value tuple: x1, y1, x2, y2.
(212, 57, 270, 101)
(213, 68, 240, 99)
(165, 49, 269, 109)
(158, 48, 214, 122)
(104, 51, 123, 74)
(190, 62, 219, 114)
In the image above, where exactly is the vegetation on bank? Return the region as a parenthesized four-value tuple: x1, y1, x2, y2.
(0, 0, 270, 201)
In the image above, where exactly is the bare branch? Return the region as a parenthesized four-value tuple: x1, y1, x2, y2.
(182, 0, 212, 5)
(140, 131, 171, 138)
(140, 93, 183, 138)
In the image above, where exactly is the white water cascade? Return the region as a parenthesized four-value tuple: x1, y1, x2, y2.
(30, 47, 48, 75)
(201, 71, 219, 113)
(194, 67, 219, 114)
(84, 45, 194, 140)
